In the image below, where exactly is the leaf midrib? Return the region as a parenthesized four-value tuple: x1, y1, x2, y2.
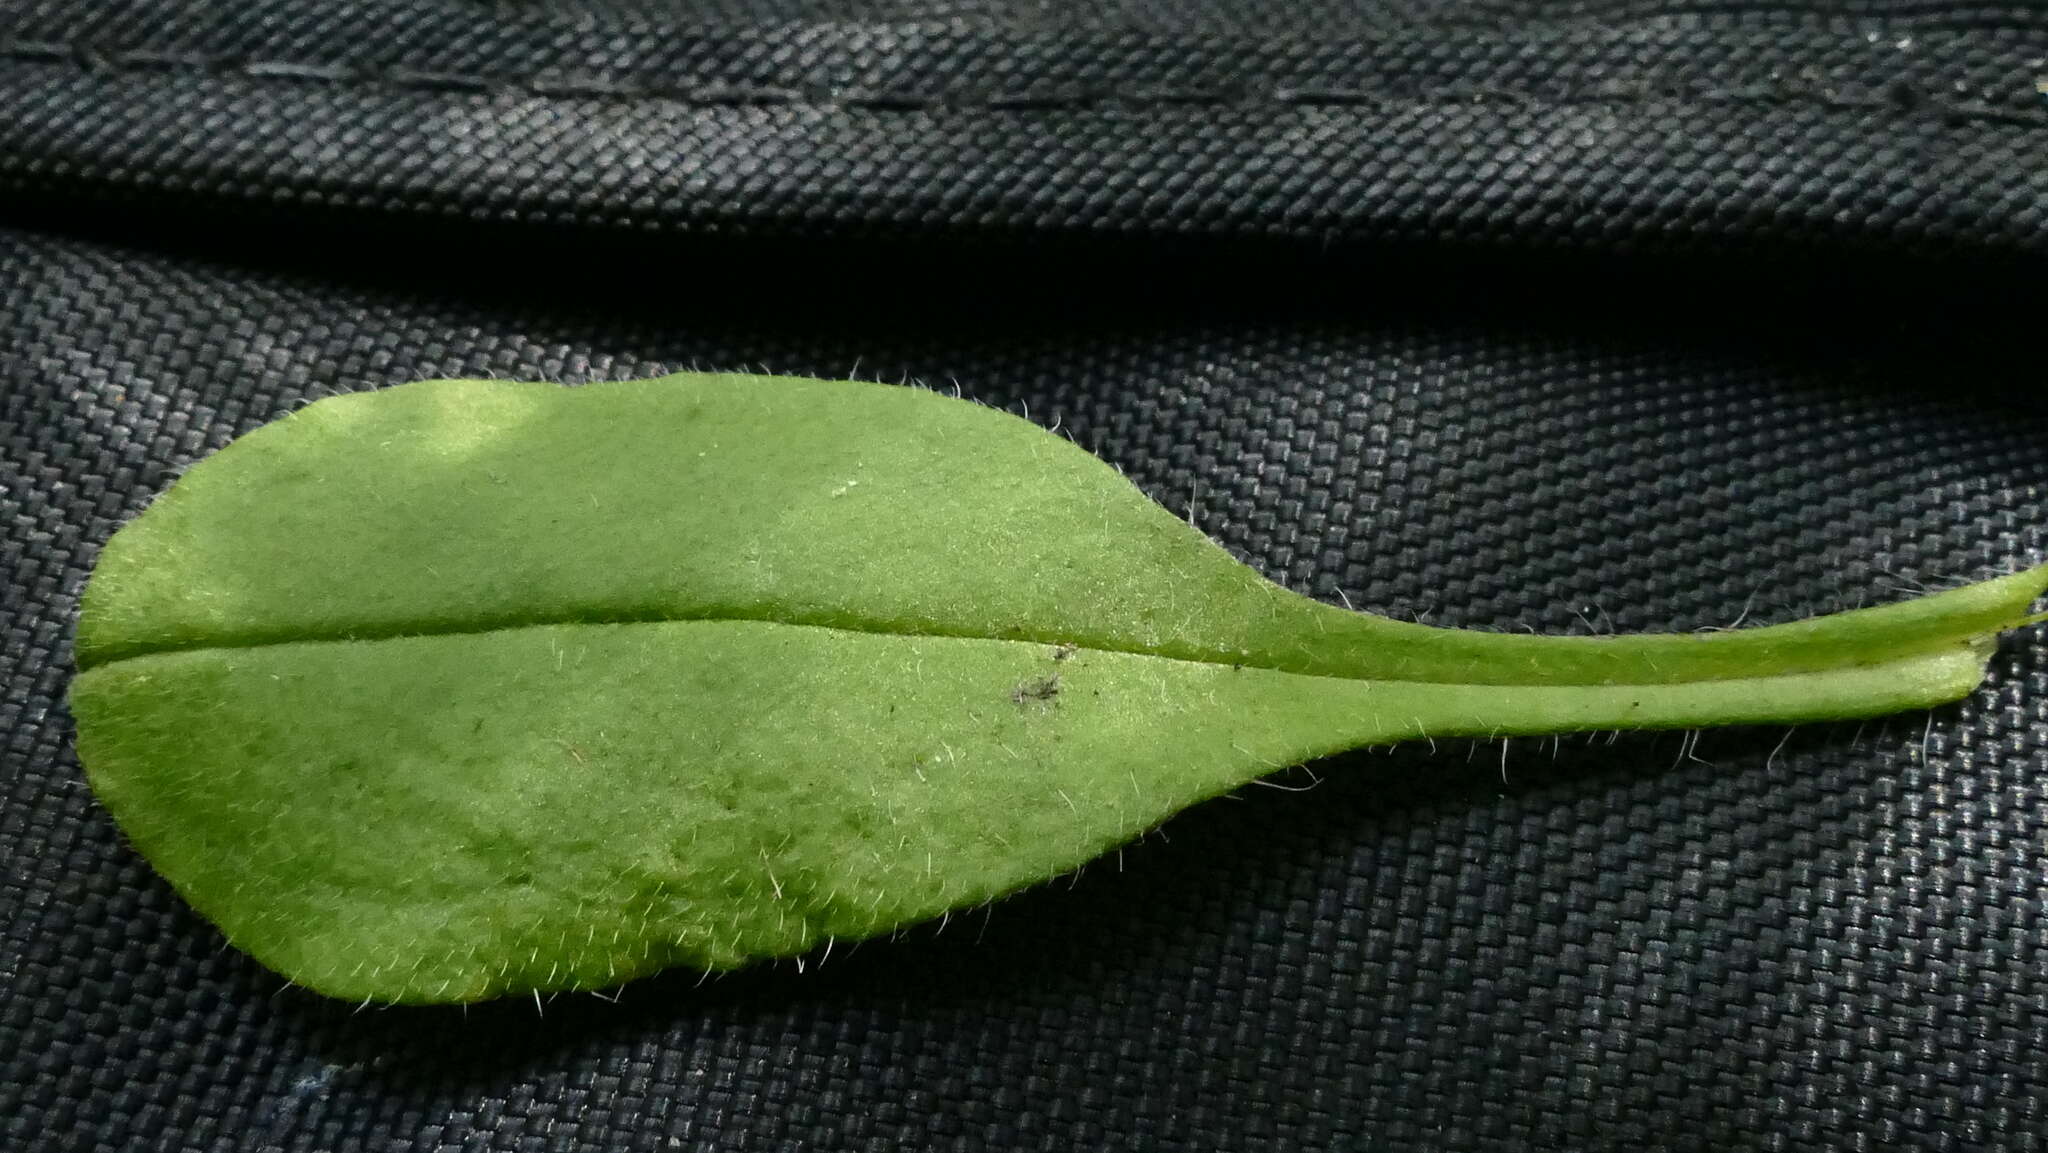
(83, 605, 1312, 677)
(78, 601, 1974, 692)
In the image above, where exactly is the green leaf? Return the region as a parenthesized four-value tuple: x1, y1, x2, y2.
(70, 373, 2048, 1004)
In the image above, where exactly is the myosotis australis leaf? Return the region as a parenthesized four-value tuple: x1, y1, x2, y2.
(70, 373, 2048, 1003)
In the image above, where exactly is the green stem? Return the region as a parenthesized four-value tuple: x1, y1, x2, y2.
(1289, 563, 2048, 689)
(1270, 563, 2048, 738)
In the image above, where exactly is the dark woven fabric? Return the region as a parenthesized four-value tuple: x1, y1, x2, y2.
(5, 2, 2048, 1151)
(4, 0, 2048, 253)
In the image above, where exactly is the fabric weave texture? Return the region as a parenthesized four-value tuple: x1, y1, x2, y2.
(4, 1, 2048, 1150)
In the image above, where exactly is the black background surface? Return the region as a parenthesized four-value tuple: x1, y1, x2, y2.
(5, 2, 2048, 1150)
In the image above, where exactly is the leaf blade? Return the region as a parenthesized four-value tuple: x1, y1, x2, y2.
(70, 372, 2048, 1002)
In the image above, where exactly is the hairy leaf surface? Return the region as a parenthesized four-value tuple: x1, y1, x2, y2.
(71, 374, 2048, 1003)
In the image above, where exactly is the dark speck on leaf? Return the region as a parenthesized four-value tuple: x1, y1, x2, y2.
(1011, 673, 1061, 705)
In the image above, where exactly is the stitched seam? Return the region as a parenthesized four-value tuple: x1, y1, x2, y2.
(2, 40, 2043, 126)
